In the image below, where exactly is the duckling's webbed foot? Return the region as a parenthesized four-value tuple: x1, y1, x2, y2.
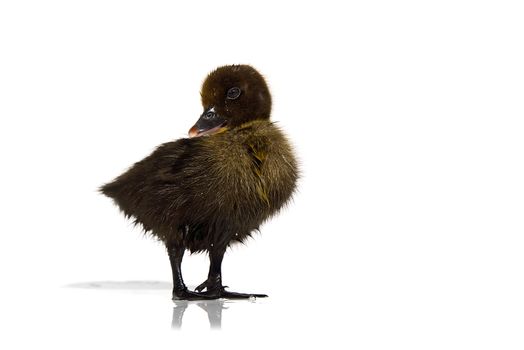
(217, 288, 268, 299)
(194, 247, 268, 299)
(172, 287, 215, 301)
(195, 283, 267, 299)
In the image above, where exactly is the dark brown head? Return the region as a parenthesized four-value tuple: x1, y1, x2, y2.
(189, 65, 272, 137)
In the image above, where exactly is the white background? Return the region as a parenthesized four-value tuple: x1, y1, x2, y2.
(1, 0, 523, 349)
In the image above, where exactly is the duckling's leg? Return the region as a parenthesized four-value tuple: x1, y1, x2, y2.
(194, 246, 268, 299)
(167, 244, 214, 300)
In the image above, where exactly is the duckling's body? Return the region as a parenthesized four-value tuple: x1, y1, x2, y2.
(102, 120, 297, 252)
(101, 65, 298, 300)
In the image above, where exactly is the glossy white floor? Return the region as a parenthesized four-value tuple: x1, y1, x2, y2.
(1, 1, 523, 349)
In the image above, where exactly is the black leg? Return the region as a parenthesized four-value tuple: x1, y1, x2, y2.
(195, 246, 268, 299)
(167, 244, 213, 300)
(194, 246, 225, 293)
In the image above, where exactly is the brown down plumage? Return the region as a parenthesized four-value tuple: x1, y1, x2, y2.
(101, 64, 299, 300)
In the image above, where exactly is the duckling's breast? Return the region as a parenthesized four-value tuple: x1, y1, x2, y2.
(200, 121, 299, 232)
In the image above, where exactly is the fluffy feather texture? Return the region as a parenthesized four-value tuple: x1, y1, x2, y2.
(201, 65, 272, 127)
(101, 65, 298, 253)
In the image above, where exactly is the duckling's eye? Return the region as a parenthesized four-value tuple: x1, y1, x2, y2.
(226, 87, 241, 100)
(203, 111, 216, 120)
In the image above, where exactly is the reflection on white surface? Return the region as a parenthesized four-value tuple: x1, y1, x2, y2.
(66, 281, 260, 330)
(172, 300, 229, 329)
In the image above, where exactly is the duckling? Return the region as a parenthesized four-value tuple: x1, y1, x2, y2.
(100, 65, 298, 300)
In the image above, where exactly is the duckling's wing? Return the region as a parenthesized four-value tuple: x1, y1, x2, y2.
(100, 138, 202, 221)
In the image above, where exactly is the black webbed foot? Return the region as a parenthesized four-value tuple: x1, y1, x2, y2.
(194, 247, 268, 300)
(172, 287, 216, 301)
(217, 288, 268, 299)
(195, 282, 268, 299)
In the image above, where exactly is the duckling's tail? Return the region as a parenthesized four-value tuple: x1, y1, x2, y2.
(99, 181, 118, 199)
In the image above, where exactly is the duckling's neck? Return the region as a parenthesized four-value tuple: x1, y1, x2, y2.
(235, 119, 271, 131)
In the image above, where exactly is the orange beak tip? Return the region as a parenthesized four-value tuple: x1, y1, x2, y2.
(188, 126, 199, 138)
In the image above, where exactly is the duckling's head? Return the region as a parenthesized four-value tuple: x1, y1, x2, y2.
(189, 65, 271, 137)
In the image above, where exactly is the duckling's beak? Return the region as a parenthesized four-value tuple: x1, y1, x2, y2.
(188, 107, 227, 138)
